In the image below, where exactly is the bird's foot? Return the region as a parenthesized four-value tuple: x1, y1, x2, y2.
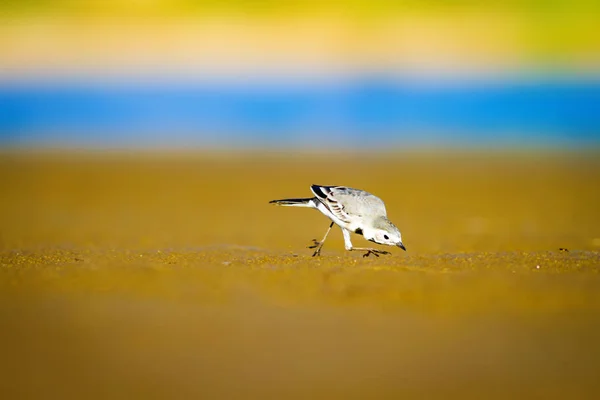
(308, 239, 323, 257)
(362, 249, 391, 258)
(307, 239, 320, 249)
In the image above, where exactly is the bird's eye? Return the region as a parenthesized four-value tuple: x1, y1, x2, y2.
(383, 235, 389, 240)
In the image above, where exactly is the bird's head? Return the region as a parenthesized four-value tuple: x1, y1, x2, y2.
(364, 218, 406, 250)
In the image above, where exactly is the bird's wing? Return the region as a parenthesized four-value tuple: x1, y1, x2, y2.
(310, 185, 387, 223)
(310, 185, 353, 223)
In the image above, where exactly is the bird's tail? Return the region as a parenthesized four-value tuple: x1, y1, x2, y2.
(269, 197, 314, 207)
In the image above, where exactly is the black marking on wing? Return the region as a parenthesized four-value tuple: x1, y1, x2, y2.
(328, 199, 346, 218)
(311, 184, 351, 223)
(311, 184, 328, 199)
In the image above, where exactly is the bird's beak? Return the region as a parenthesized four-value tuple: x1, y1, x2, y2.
(397, 242, 406, 251)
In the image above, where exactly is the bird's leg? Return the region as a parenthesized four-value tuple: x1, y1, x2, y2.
(341, 228, 390, 257)
(308, 221, 334, 257)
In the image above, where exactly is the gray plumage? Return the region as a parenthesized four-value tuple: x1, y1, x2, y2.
(270, 184, 406, 257)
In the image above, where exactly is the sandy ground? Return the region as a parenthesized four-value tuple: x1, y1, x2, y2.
(1, 150, 600, 399)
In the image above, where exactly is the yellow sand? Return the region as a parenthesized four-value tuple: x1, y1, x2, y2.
(1, 150, 599, 399)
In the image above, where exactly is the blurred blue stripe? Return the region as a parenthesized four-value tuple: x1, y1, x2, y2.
(1, 78, 599, 147)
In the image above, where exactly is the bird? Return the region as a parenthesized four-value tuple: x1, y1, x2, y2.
(269, 184, 406, 257)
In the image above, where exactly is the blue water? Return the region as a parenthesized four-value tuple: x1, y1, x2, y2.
(1, 77, 599, 148)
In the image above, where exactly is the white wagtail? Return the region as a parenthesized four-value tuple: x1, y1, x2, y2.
(270, 184, 406, 257)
